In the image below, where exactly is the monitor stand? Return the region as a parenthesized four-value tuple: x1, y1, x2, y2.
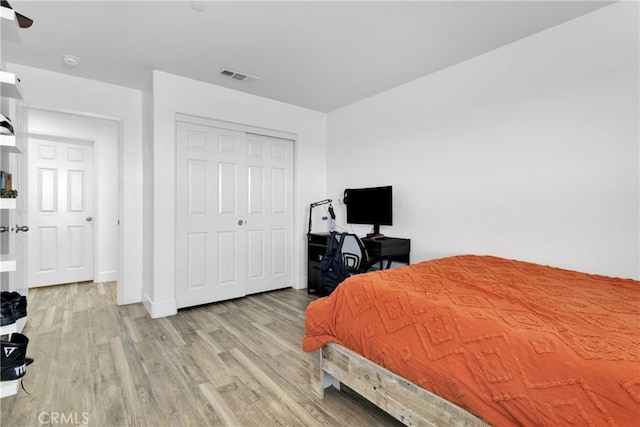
(366, 225, 383, 239)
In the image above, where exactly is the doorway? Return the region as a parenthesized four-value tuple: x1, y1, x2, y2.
(26, 109, 119, 288)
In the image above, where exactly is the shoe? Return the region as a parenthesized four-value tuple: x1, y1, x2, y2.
(1, 291, 27, 320)
(0, 300, 15, 326)
(0, 114, 14, 136)
(0, 333, 34, 381)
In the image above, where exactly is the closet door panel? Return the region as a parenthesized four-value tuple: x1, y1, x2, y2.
(245, 134, 294, 295)
(176, 123, 247, 308)
(176, 123, 294, 307)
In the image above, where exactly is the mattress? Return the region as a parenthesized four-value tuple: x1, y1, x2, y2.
(302, 255, 640, 426)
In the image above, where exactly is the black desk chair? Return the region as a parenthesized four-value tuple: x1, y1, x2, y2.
(340, 233, 370, 275)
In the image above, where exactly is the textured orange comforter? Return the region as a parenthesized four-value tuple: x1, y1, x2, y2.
(302, 255, 640, 426)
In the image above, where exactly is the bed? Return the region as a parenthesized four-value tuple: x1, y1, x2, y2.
(302, 255, 640, 426)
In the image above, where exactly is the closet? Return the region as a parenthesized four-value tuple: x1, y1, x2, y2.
(175, 120, 294, 308)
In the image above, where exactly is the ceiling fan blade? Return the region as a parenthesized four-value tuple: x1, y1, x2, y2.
(15, 12, 33, 28)
(1, 1, 33, 28)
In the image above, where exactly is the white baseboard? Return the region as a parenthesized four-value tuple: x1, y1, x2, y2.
(117, 285, 142, 306)
(95, 270, 117, 283)
(141, 289, 177, 318)
(294, 274, 307, 290)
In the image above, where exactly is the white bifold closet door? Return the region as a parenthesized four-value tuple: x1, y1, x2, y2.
(176, 121, 294, 309)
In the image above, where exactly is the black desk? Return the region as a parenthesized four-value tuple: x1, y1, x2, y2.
(307, 233, 410, 295)
(361, 236, 411, 271)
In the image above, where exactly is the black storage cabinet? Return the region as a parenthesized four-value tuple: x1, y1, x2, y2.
(307, 233, 332, 295)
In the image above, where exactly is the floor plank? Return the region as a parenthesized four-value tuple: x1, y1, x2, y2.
(1, 282, 402, 426)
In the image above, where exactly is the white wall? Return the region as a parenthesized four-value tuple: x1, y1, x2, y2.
(27, 109, 119, 283)
(7, 64, 145, 303)
(141, 90, 154, 303)
(327, 2, 639, 279)
(147, 71, 326, 318)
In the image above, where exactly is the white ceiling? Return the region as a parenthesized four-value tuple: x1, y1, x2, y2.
(3, 1, 614, 112)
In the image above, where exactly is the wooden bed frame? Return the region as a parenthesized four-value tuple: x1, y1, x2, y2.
(310, 343, 489, 427)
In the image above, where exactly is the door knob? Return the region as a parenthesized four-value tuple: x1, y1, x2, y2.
(14, 225, 29, 233)
(86, 216, 93, 222)
(238, 220, 244, 226)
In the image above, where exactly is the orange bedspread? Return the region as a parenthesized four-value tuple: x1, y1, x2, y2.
(302, 255, 640, 426)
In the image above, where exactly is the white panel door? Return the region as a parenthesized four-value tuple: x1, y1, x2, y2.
(176, 122, 294, 308)
(27, 138, 94, 287)
(245, 133, 294, 295)
(176, 123, 248, 308)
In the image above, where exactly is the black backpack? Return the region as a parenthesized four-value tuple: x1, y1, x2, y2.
(320, 232, 350, 295)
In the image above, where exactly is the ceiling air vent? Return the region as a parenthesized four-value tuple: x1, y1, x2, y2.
(219, 68, 260, 84)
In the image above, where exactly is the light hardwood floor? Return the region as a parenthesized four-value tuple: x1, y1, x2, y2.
(1, 282, 401, 426)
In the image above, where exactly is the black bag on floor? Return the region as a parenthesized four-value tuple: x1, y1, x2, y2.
(320, 232, 350, 295)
